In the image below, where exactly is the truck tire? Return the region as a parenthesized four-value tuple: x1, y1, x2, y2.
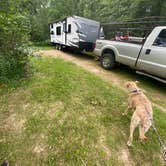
(101, 53, 115, 70)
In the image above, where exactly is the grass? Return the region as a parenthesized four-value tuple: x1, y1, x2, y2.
(0, 56, 166, 166)
(33, 45, 166, 109)
(111, 65, 166, 108)
(31, 44, 54, 51)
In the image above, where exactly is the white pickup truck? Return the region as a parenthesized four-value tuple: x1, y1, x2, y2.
(94, 26, 166, 83)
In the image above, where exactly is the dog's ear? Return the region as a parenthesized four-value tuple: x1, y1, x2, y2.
(135, 81, 139, 84)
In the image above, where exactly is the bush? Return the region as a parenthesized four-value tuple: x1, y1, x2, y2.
(0, 1, 31, 81)
(0, 47, 31, 81)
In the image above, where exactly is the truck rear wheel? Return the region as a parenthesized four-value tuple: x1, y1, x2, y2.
(101, 53, 115, 70)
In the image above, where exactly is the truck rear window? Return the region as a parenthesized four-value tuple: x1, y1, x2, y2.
(102, 26, 146, 44)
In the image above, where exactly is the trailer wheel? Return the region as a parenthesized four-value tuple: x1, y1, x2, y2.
(55, 44, 59, 50)
(61, 46, 67, 52)
(101, 53, 115, 70)
(56, 45, 61, 50)
(58, 45, 62, 50)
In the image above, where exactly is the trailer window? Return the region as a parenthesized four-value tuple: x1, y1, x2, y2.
(50, 24, 53, 29)
(153, 29, 166, 47)
(56, 26, 61, 35)
(68, 24, 71, 33)
(50, 31, 54, 35)
(63, 23, 66, 32)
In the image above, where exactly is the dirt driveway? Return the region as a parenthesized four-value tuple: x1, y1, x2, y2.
(38, 49, 166, 112)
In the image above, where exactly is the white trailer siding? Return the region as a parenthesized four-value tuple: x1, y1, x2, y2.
(50, 15, 101, 51)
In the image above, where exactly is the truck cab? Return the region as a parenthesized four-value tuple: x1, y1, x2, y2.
(94, 26, 166, 82)
(136, 27, 166, 79)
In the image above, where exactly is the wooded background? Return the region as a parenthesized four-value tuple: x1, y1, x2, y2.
(1, 0, 166, 42)
(0, 0, 166, 79)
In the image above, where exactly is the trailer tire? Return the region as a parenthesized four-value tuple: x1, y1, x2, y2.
(101, 53, 115, 70)
(56, 45, 61, 50)
(55, 44, 59, 50)
(59, 45, 62, 50)
(61, 46, 67, 52)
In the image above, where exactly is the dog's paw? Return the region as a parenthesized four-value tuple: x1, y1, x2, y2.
(139, 136, 148, 142)
(127, 141, 132, 147)
(122, 112, 127, 116)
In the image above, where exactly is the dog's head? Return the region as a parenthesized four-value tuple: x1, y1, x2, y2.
(125, 81, 139, 92)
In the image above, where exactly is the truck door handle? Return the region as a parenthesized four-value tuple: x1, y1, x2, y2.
(145, 49, 151, 55)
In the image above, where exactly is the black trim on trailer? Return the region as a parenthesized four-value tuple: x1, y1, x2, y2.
(49, 17, 67, 25)
(65, 18, 67, 45)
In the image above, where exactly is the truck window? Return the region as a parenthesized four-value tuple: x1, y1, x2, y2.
(56, 26, 61, 35)
(68, 24, 71, 33)
(153, 29, 166, 47)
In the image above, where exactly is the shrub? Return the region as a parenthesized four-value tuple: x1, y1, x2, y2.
(0, 1, 31, 81)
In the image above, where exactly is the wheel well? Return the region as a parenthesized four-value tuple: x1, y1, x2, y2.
(102, 49, 115, 56)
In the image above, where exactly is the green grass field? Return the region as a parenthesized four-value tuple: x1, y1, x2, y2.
(0, 57, 165, 165)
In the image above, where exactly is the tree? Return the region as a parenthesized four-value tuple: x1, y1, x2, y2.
(21, 0, 51, 42)
(132, 0, 166, 18)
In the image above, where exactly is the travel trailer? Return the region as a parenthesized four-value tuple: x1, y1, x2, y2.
(49, 16, 102, 52)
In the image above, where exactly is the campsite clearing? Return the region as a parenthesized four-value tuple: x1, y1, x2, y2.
(0, 55, 165, 165)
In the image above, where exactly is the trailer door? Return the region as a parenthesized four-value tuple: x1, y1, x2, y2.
(54, 23, 63, 45)
(62, 20, 67, 45)
(66, 18, 79, 48)
(50, 23, 55, 43)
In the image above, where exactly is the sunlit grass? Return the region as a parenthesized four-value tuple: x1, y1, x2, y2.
(0, 57, 165, 165)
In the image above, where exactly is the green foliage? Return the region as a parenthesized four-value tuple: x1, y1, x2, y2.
(21, 0, 50, 42)
(48, 0, 166, 22)
(45, 0, 166, 41)
(132, 0, 166, 18)
(0, 47, 30, 81)
(0, 0, 31, 81)
(2, 0, 164, 43)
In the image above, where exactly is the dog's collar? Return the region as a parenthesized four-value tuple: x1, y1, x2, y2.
(129, 89, 142, 93)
